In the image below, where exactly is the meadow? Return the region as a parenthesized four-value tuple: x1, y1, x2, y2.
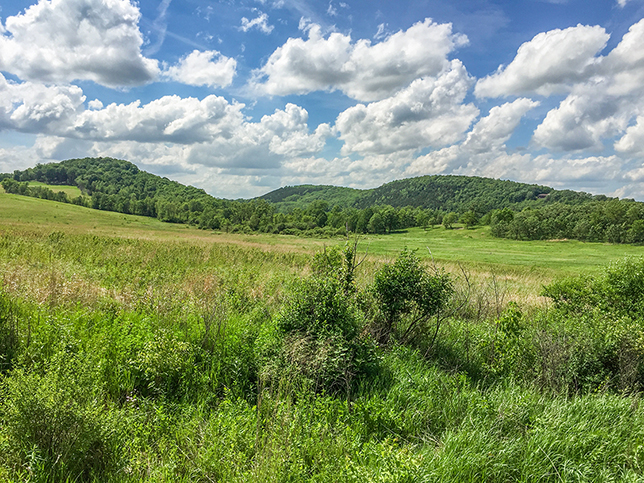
(2, 192, 644, 482)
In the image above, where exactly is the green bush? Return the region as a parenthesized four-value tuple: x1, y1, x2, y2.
(261, 274, 379, 395)
(0, 353, 123, 481)
(372, 248, 453, 345)
(539, 258, 644, 393)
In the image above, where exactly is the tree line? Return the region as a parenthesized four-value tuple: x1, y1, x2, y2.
(4, 157, 644, 244)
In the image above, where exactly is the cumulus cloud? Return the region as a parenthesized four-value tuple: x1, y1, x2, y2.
(164, 50, 237, 88)
(405, 98, 538, 176)
(335, 60, 478, 155)
(615, 116, 644, 156)
(69, 95, 245, 144)
(187, 103, 332, 169)
(0, 72, 330, 169)
(252, 18, 468, 101)
(532, 19, 644, 152)
(88, 99, 104, 110)
(0, 74, 85, 133)
(0, 0, 159, 87)
(475, 24, 609, 98)
(239, 12, 274, 34)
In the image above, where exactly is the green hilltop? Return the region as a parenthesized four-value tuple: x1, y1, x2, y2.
(260, 174, 608, 212)
(5, 157, 643, 244)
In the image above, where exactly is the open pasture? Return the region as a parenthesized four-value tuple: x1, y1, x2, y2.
(2, 191, 641, 281)
(3, 192, 644, 482)
(26, 181, 84, 198)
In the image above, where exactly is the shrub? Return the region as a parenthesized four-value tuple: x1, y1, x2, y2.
(539, 258, 644, 393)
(1, 353, 122, 481)
(261, 274, 378, 396)
(372, 249, 453, 345)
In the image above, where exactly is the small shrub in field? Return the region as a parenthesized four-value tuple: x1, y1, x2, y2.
(539, 257, 644, 393)
(263, 276, 379, 395)
(1, 353, 122, 481)
(372, 248, 453, 345)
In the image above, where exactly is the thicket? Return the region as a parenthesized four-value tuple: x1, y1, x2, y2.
(490, 200, 644, 244)
(2, 228, 644, 481)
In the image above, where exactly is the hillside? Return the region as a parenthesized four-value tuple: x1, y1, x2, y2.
(260, 174, 609, 212)
(259, 184, 364, 212)
(5, 158, 641, 243)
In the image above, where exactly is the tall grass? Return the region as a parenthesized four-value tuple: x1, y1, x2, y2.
(1, 227, 644, 481)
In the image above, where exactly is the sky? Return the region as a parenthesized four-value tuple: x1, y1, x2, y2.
(1, 0, 644, 200)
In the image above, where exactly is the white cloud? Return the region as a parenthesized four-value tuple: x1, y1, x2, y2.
(0, 74, 329, 164)
(335, 60, 478, 155)
(252, 18, 468, 101)
(406, 98, 538, 176)
(374, 23, 388, 40)
(615, 116, 644, 156)
(0, 74, 85, 133)
(187, 103, 332, 168)
(532, 19, 644, 152)
(0, 0, 159, 87)
(475, 24, 609, 98)
(532, 91, 627, 151)
(239, 12, 274, 34)
(164, 50, 237, 88)
(462, 98, 540, 154)
(70, 95, 245, 144)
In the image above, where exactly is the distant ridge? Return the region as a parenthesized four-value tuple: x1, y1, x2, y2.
(259, 175, 609, 213)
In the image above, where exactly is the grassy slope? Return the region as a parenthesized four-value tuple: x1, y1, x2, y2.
(27, 181, 83, 197)
(2, 192, 641, 279)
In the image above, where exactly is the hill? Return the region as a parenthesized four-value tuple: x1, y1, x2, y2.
(260, 175, 608, 212)
(5, 157, 641, 243)
(259, 184, 364, 212)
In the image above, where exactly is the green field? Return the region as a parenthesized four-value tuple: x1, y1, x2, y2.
(3, 192, 644, 482)
(26, 181, 84, 197)
(1, 191, 640, 277)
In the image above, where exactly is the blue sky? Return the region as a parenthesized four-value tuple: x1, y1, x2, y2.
(1, 0, 644, 199)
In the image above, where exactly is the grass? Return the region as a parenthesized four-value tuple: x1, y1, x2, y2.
(2, 193, 644, 481)
(26, 181, 84, 198)
(2, 192, 641, 278)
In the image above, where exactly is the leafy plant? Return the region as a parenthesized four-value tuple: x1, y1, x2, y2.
(372, 248, 453, 346)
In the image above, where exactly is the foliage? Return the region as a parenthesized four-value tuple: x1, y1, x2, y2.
(1, 354, 123, 481)
(263, 246, 379, 395)
(3, 211, 644, 480)
(372, 249, 453, 345)
(490, 200, 644, 244)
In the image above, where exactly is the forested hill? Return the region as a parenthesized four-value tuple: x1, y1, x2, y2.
(4, 157, 233, 224)
(6, 157, 644, 244)
(261, 175, 610, 213)
(260, 185, 364, 212)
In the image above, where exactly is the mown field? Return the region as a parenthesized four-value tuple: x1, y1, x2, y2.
(2, 192, 644, 482)
(26, 181, 84, 198)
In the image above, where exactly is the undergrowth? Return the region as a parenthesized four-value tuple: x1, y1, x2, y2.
(1, 228, 644, 481)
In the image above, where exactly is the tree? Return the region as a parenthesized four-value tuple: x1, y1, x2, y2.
(367, 213, 385, 234)
(460, 210, 478, 229)
(442, 212, 458, 229)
